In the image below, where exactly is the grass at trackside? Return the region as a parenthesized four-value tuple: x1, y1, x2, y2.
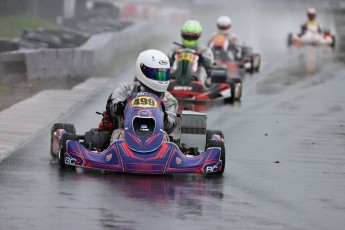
(0, 14, 56, 38)
(0, 85, 12, 94)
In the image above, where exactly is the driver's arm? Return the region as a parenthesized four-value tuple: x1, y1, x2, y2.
(107, 83, 135, 117)
(318, 23, 323, 33)
(163, 91, 178, 134)
(200, 47, 215, 69)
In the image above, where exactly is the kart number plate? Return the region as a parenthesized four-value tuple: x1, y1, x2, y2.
(132, 96, 157, 108)
(178, 52, 194, 62)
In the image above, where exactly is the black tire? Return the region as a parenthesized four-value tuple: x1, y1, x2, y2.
(229, 78, 242, 101)
(59, 133, 79, 168)
(331, 35, 336, 49)
(225, 82, 236, 104)
(287, 33, 293, 47)
(249, 56, 255, 74)
(206, 130, 224, 143)
(254, 54, 261, 72)
(50, 123, 76, 158)
(206, 140, 226, 175)
(236, 82, 242, 101)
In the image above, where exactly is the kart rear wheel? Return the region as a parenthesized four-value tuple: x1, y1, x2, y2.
(254, 54, 261, 72)
(331, 35, 336, 49)
(206, 130, 224, 142)
(59, 133, 79, 168)
(247, 55, 257, 74)
(50, 123, 76, 159)
(287, 33, 293, 47)
(206, 140, 225, 175)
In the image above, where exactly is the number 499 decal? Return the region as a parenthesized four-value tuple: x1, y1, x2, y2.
(131, 96, 157, 108)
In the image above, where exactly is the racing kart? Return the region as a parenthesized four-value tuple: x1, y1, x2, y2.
(50, 93, 226, 175)
(287, 29, 335, 48)
(210, 45, 244, 100)
(168, 45, 240, 104)
(235, 44, 261, 74)
(209, 33, 260, 74)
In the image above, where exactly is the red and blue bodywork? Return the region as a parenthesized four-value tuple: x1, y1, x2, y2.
(56, 93, 223, 174)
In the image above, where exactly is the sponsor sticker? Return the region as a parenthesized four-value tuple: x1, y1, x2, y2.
(106, 154, 112, 161)
(159, 60, 168, 65)
(205, 165, 219, 173)
(176, 157, 182, 164)
(173, 86, 193, 91)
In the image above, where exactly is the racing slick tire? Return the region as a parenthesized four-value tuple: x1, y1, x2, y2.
(225, 82, 236, 104)
(50, 123, 76, 159)
(247, 55, 255, 74)
(206, 130, 224, 142)
(228, 78, 242, 101)
(331, 35, 336, 49)
(206, 140, 225, 175)
(253, 54, 261, 72)
(287, 33, 293, 47)
(59, 133, 79, 168)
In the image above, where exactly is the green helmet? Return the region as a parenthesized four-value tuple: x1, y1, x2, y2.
(181, 20, 202, 49)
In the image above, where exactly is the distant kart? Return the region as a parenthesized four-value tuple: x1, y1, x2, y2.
(209, 33, 260, 74)
(235, 44, 261, 74)
(168, 45, 240, 103)
(211, 45, 244, 100)
(287, 30, 335, 48)
(50, 93, 226, 175)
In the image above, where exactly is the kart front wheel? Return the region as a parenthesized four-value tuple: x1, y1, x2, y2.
(206, 140, 226, 175)
(229, 78, 242, 101)
(50, 123, 76, 159)
(59, 133, 79, 168)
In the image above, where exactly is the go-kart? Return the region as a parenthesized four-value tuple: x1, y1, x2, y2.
(50, 92, 226, 175)
(287, 29, 335, 48)
(208, 33, 260, 74)
(235, 44, 261, 74)
(168, 44, 240, 103)
(210, 45, 244, 101)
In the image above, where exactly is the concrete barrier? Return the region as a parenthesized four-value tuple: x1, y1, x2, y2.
(0, 20, 151, 83)
(0, 52, 26, 84)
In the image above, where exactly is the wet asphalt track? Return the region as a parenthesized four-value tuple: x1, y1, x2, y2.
(1, 0, 345, 229)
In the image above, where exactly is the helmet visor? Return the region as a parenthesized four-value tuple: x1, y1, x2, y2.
(181, 32, 200, 41)
(140, 64, 170, 81)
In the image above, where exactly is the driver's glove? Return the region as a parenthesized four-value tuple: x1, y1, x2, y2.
(114, 101, 125, 115)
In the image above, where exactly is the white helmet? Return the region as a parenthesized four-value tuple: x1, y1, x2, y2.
(307, 8, 317, 20)
(217, 16, 232, 32)
(135, 49, 171, 93)
(307, 7, 316, 15)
